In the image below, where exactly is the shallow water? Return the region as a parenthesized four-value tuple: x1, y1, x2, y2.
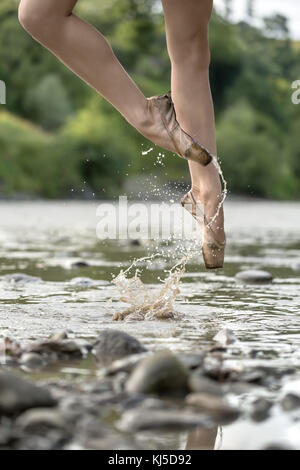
(0, 198, 300, 449)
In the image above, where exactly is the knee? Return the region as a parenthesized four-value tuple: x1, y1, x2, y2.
(18, 0, 58, 41)
(169, 30, 211, 71)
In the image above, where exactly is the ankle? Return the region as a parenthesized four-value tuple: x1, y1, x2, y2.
(133, 99, 154, 135)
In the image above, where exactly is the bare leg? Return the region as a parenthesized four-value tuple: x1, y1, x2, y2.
(18, 0, 175, 151)
(161, 0, 225, 243)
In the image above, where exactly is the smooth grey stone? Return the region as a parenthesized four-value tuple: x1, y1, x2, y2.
(119, 409, 210, 432)
(103, 352, 149, 376)
(0, 372, 55, 416)
(186, 393, 240, 425)
(250, 397, 273, 422)
(280, 393, 300, 411)
(16, 408, 65, 433)
(126, 351, 188, 397)
(93, 329, 147, 367)
(176, 352, 205, 370)
(188, 373, 224, 396)
(235, 270, 273, 285)
(20, 353, 45, 369)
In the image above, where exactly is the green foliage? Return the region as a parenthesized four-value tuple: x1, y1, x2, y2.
(25, 75, 73, 130)
(0, 0, 300, 199)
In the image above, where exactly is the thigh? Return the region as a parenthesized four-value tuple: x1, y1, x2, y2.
(19, 0, 78, 17)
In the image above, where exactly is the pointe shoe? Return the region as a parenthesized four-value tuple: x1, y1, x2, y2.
(147, 91, 213, 166)
(181, 190, 226, 269)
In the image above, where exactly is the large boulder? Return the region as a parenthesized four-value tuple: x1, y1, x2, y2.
(93, 329, 146, 367)
(126, 351, 188, 397)
(0, 371, 56, 416)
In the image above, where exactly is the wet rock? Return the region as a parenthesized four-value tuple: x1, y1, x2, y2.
(250, 397, 273, 422)
(69, 277, 98, 287)
(213, 328, 236, 347)
(189, 372, 224, 396)
(235, 270, 273, 285)
(2, 273, 41, 283)
(103, 352, 149, 376)
(186, 393, 240, 425)
(280, 393, 300, 411)
(223, 382, 259, 395)
(20, 353, 45, 369)
(0, 372, 56, 416)
(126, 351, 188, 397)
(93, 329, 147, 367)
(129, 239, 142, 247)
(176, 353, 205, 370)
(15, 408, 65, 434)
(49, 331, 68, 341)
(25, 336, 90, 360)
(71, 260, 90, 268)
(118, 409, 210, 432)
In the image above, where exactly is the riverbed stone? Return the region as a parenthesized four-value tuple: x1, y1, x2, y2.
(0, 372, 56, 416)
(20, 352, 45, 369)
(280, 393, 300, 411)
(176, 352, 206, 370)
(235, 270, 273, 285)
(250, 397, 273, 422)
(186, 393, 240, 424)
(15, 408, 65, 434)
(126, 351, 189, 397)
(188, 372, 224, 396)
(93, 329, 147, 367)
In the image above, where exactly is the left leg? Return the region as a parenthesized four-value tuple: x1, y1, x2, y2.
(161, 0, 225, 249)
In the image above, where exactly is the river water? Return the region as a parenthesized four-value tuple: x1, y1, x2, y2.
(0, 198, 300, 449)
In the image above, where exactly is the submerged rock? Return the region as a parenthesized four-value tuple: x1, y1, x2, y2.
(71, 260, 90, 268)
(250, 397, 273, 422)
(2, 273, 41, 283)
(69, 277, 98, 287)
(0, 372, 56, 416)
(93, 329, 147, 367)
(126, 351, 189, 397)
(280, 393, 300, 411)
(235, 270, 273, 285)
(186, 393, 240, 425)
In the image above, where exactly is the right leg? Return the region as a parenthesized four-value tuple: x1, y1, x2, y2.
(18, 0, 173, 150)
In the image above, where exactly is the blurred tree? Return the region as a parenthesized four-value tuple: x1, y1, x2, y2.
(264, 14, 290, 40)
(24, 75, 73, 130)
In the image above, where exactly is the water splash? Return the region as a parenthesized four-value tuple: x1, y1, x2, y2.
(112, 255, 191, 321)
(111, 152, 228, 322)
